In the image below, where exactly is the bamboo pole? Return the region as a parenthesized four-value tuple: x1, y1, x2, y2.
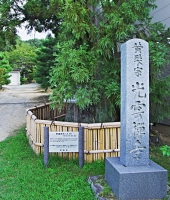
(87, 129, 93, 162)
(98, 128, 104, 160)
(84, 149, 120, 154)
(73, 126, 79, 159)
(52, 114, 66, 120)
(57, 125, 63, 158)
(28, 103, 48, 112)
(84, 128, 87, 162)
(105, 128, 110, 158)
(93, 129, 97, 161)
(26, 113, 30, 138)
(31, 118, 35, 152)
(40, 123, 44, 153)
(35, 123, 39, 154)
(110, 128, 116, 157)
(117, 127, 121, 157)
(67, 126, 73, 159)
(43, 106, 45, 119)
(34, 119, 120, 129)
(35, 121, 40, 154)
(62, 126, 69, 159)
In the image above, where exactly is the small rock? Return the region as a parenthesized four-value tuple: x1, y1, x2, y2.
(88, 175, 116, 200)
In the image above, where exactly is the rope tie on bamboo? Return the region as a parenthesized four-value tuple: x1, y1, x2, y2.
(50, 120, 55, 126)
(27, 130, 31, 136)
(30, 113, 37, 121)
(100, 123, 103, 129)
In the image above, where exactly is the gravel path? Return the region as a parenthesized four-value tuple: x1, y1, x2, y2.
(0, 83, 50, 142)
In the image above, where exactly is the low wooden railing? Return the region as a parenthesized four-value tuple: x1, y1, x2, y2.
(26, 103, 121, 162)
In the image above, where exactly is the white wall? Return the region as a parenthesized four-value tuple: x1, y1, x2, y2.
(9, 71, 20, 85)
(150, 0, 170, 29)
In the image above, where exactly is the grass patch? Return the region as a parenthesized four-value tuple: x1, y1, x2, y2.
(150, 145, 170, 199)
(0, 127, 104, 200)
(0, 127, 170, 200)
(150, 145, 170, 182)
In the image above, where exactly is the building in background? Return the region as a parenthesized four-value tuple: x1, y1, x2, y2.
(150, 0, 170, 28)
(150, 0, 170, 136)
(9, 69, 20, 86)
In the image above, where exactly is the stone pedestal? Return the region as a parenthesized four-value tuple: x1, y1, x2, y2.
(105, 157, 167, 200)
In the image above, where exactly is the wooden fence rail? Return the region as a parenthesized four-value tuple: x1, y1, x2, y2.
(26, 103, 121, 162)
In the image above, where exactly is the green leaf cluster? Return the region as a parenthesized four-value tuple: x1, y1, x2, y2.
(0, 0, 61, 49)
(0, 52, 12, 86)
(148, 25, 170, 122)
(50, 0, 169, 122)
(35, 36, 57, 89)
(160, 145, 170, 157)
(1, 0, 170, 123)
(6, 41, 37, 83)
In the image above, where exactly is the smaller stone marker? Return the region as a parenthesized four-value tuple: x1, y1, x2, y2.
(105, 38, 167, 200)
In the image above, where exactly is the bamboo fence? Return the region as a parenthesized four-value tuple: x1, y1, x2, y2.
(26, 103, 121, 162)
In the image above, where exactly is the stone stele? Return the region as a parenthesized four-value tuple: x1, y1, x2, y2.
(105, 38, 167, 200)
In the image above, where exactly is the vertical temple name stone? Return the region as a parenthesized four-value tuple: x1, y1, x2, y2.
(120, 39, 149, 167)
(105, 38, 167, 200)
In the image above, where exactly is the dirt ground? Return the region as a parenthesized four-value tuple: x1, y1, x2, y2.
(0, 83, 50, 142)
(150, 124, 170, 146)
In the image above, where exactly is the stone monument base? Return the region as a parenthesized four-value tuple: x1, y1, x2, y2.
(105, 157, 167, 200)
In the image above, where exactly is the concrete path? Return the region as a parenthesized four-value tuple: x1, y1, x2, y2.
(0, 83, 50, 142)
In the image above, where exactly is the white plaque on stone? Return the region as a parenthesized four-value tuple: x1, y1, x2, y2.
(49, 132, 79, 152)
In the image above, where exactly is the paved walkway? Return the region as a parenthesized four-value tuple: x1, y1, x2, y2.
(0, 83, 50, 142)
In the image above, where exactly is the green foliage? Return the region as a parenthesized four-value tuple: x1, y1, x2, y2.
(22, 0, 60, 35)
(35, 36, 57, 89)
(150, 145, 170, 182)
(95, 176, 114, 198)
(50, 0, 169, 122)
(0, 0, 60, 48)
(149, 39, 170, 122)
(160, 145, 170, 157)
(6, 41, 37, 83)
(50, 41, 100, 111)
(1, 0, 170, 123)
(0, 127, 104, 200)
(0, 0, 21, 50)
(0, 52, 12, 86)
(24, 38, 44, 48)
(1, 127, 170, 199)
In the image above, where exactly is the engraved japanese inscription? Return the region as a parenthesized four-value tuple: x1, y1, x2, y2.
(120, 39, 149, 166)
